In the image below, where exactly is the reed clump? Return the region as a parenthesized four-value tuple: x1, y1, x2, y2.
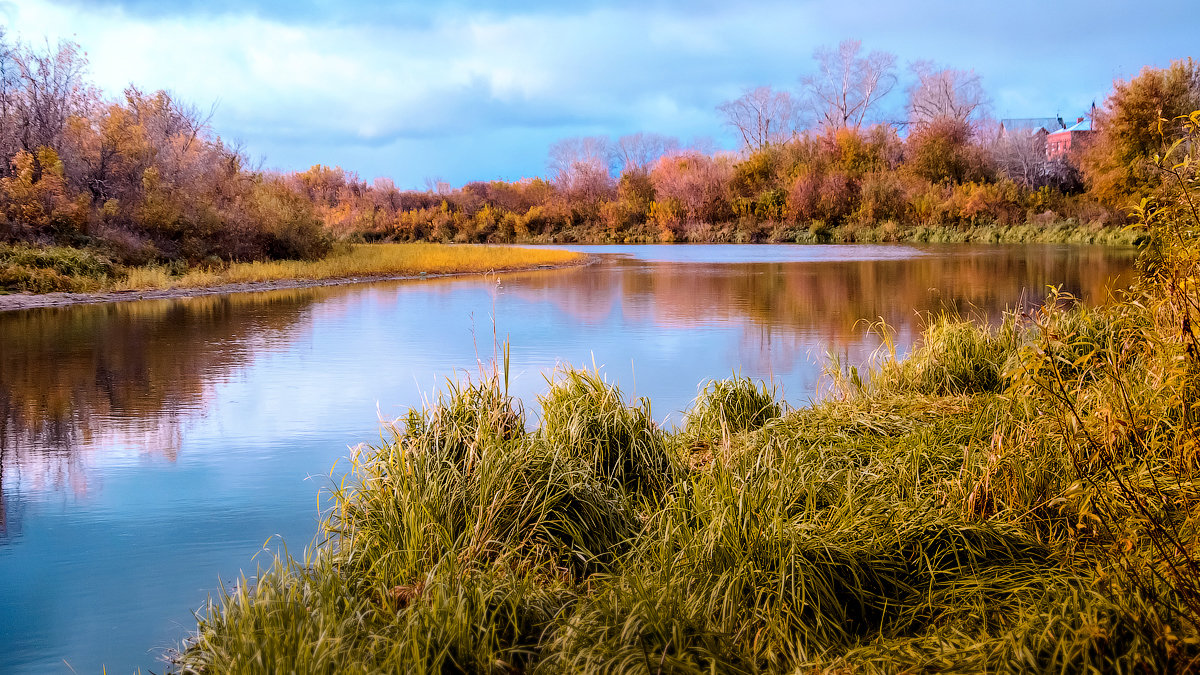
(538, 368, 678, 499)
(684, 375, 782, 438)
(175, 353, 1193, 673)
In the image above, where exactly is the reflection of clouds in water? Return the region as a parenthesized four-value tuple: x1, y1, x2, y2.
(1, 418, 186, 512)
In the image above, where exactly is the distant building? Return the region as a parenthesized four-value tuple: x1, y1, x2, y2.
(1046, 117, 1095, 160)
(999, 106, 1098, 161)
(998, 116, 1067, 139)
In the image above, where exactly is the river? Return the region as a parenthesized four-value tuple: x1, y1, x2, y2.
(0, 244, 1135, 672)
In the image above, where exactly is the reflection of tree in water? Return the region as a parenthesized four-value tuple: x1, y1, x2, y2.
(512, 247, 1135, 376)
(0, 289, 324, 535)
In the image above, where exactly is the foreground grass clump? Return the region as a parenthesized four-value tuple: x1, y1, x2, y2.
(539, 368, 678, 499)
(684, 375, 782, 438)
(175, 332, 1194, 673)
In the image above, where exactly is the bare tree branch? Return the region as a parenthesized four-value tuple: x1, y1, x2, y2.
(717, 86, 798, 150)
(802, 39, 897, 131)
(907, 61, 988, 127)
(548, 135, 614, 202)
(612, 132, 679, 173)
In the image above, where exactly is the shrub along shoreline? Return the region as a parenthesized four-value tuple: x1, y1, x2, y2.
(572, 218, 1146, 246)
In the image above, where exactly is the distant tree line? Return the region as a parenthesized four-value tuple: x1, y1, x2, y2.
(273, 45, 1200, 245)
(1, 29, 1198, 259)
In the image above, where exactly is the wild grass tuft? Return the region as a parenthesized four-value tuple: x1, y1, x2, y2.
(538, 367, 679, 499)
(684, 375, 782, 439)
(0, 242, 114, 292)
(176, 354, 1196, 673)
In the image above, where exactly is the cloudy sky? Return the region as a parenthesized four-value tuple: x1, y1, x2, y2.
(1, 0, 1194, 187)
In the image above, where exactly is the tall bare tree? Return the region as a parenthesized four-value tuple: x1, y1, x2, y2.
(611, 132, 679, 173)
(906, 61, 988, 127)
(717, 86, 798, 150)
(802, 39, 897, 131)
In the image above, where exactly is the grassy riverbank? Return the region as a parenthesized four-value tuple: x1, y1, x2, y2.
(0, 229, 1133, 297)
(0, 243, 585, 294)
(173, 295, 1200, 672)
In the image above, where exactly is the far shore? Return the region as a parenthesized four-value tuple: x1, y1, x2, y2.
(0, 256, 594, 312)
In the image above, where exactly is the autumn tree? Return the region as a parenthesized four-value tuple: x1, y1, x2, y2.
(990, 130, 1049, 187)
(1081, 58, 1200, 207)
(371, 177, 403, 212)
(906, 61, 987, 127)
(802, 39, 897, 131)
(0, 28, 17, 173)
(650, 151, 734, 224)
(717, 86, 798, 150)
(0, 147, 86, 237)
(905, 118, 992, 185)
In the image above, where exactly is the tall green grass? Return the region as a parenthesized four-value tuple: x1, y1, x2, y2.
(174, 342, 1195, 672)
(0, 242, 115, 292)
(538, 368, 678, 499)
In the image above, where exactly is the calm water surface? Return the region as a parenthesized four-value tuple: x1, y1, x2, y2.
(0, 244, 1135, 672)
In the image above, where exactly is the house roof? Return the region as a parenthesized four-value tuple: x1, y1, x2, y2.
(1048, 118, 1093, 135)
(1000, 117, 1066, 134)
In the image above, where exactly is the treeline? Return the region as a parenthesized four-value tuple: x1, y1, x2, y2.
(2, 29, 1198, 277)
(321, 122, 1098, 245)
(0, 30, 330, 284)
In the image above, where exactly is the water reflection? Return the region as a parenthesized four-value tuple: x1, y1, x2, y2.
(0, 291, 327, 534)
(0, 244, 1136, 672)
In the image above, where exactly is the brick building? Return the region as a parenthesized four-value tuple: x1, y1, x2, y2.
(1045, 117, 1095, 160)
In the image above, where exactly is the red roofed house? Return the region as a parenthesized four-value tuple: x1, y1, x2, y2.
(1046, 117, 1095, 160)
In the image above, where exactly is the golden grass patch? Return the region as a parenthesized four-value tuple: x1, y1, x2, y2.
(114, 243, 583, 291)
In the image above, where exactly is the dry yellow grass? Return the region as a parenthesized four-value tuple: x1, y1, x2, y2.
(111, 243, 584, 291)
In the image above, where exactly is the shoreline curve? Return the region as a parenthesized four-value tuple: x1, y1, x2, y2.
(0, 255, 595, 313)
